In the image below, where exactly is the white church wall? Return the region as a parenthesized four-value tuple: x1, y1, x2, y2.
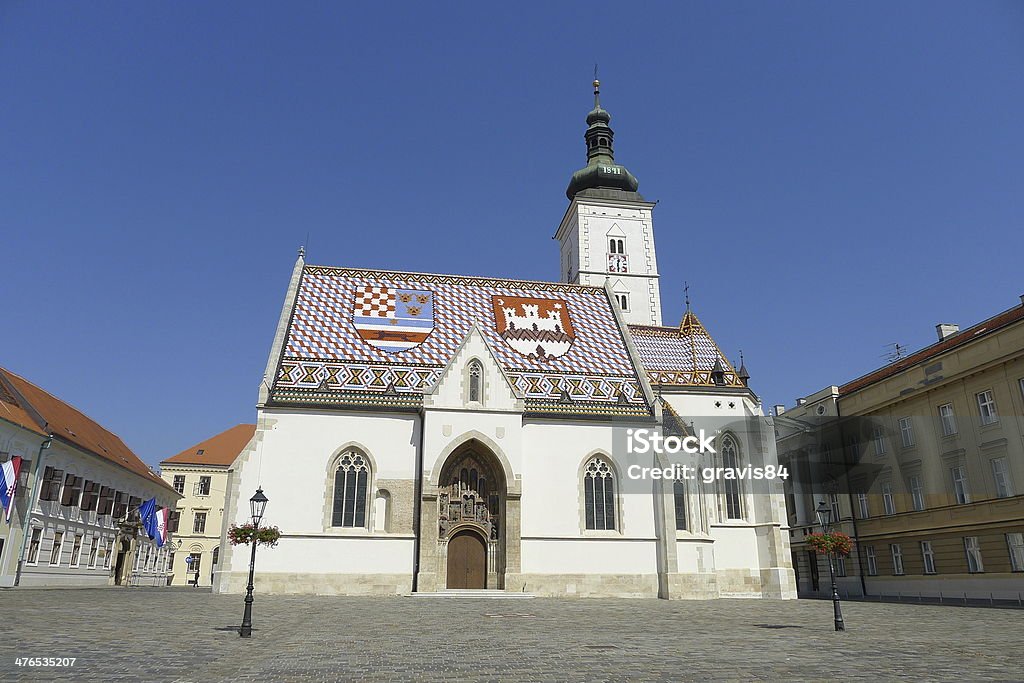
(218, 407, 420, 595)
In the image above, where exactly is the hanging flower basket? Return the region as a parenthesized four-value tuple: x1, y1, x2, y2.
(228, 523, 281, 548)
(806, 531, 852, 557)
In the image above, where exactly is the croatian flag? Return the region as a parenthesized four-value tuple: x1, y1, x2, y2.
(139, 497, 158, 540)
(154, 507, 168, 548)
(1, 456, 22, 522)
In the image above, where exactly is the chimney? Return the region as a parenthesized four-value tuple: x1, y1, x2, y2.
(936, 323, 959, 341)
(773, 405, 786, 416)
(1019, 293, 1024, 306)
(795, 398, 807, 407)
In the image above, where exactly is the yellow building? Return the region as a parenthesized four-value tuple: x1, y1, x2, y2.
(778, 297, 1024, 601)
(160, 424, 254, 587)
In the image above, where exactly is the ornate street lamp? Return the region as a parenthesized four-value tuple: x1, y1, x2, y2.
(239, 488, 268, 638)
(815, 500, 846, 632)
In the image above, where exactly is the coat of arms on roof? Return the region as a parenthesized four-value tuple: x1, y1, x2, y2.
(492, 296, 576, 361)
(353, 285, 434, 354)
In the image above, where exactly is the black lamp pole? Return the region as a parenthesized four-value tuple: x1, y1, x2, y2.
(239, 487, 268, 639)
(815, 501, 845, 632)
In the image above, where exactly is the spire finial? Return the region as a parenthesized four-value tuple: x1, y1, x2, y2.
(593, 64, 600, 109)
(298, 245, 305, 258)
(684, 281, 691, 311)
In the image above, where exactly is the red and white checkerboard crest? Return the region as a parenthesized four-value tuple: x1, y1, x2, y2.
(492, 295, 576, 360)
(353, 285, 435, 354)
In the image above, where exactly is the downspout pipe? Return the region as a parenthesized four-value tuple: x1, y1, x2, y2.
(411, 410, 425, 593)
(836, 403, 868, 597)
(14, 434, 53, 586)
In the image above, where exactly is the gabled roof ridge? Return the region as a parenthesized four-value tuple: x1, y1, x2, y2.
(162, 423, 257, 467)
(0, 366, 177, 495)
(305, 264, 608, 292)
(0, 367, 126, 441)
(840, 301, 1024, 394)
(678, 309, 737, 374)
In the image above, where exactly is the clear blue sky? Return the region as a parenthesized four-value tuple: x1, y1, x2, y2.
(2, 2, 1022, 467)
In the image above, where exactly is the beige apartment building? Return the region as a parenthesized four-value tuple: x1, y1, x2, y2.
(778, 297, 1024, 601)
(160, 424, 254, 587)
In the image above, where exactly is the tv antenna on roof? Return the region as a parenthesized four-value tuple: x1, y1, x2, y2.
(882, 342, 908, 364)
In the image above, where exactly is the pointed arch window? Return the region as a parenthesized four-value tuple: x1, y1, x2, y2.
(722, 437, 743, 520)
(332, 451, 370, 527)
(584, 455, 617, 531)
(468, 360, 483, 403)
(673, 479, 687, 530)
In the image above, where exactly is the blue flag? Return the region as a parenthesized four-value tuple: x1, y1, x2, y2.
(138, 497, 158, 541)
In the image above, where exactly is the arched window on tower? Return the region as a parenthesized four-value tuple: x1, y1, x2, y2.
(722, 436, 743, 520)
(468, 360, 483, 403)
(583, 455, 617, 531)
(332, 450, 370, 527)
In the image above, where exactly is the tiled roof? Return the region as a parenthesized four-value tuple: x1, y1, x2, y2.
(840, 302, 1024, 395)
(162, 423, 256, 467)
(0, 367, 177, 495)
(272, 266, 650, 416)
(0, 375, 46, 437)
(628, 311, 744, 388)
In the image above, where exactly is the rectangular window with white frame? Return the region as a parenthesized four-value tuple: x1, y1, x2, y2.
(195, 476, 211, 497)
(991, 457, 1014, 498)
(49, 531, 64, 566)
(829, 493, 841, 522)
(70, 534, 83, 567)
(920, 541, 936, 574)
(938, 403, 957, 436)
(908, 475, 925, 511)
(890, 544, 904, 575)
(173, 475, 185, 495)
(1007, 532, 1024, 573)
(27, 528, 42, 565)
(104, 538, 114, 569)
(88, 537, 99, 568)
(857, 492, 869, 519)
(835, 555, 846, 577)
(882, 483, 896, 515)
(872, 425, 886, 456)
(898, 417, 915, 448)
(1008, 533, 1024, 572)
(865, 545, 877, 576)
(976, 390, 998, 425)
(964, 536, 984, 573)
(951, 465, 970, 504)
(193, 511, 207, 534)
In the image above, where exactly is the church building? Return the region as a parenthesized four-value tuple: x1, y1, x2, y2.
(215, 82, 797, 599)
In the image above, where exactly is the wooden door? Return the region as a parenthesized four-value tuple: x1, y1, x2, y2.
(447, 530, 486, 589)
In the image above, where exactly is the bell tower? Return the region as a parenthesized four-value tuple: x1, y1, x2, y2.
(555, 79, 663, 326)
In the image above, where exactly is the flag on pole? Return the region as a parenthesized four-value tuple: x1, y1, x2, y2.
(154, 507, 168, 548)
(1, 456, 22, 522)
(139, 497, 158, 540)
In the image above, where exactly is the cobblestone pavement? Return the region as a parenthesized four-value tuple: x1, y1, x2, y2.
(2, 588, 1022, 682)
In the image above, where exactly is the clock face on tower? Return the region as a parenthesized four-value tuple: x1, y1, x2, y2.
(607, 253, 628, 273)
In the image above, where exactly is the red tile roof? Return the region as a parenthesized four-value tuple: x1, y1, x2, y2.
(839, 303, 1024, 395)
(0, 376, 46, 438)
(0, 367, 177, 495)
(162, 424, 256, 467)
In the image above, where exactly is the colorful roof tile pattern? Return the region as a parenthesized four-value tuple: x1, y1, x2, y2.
(272, 266, 650, 415)
(628, 311, 744, 388)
